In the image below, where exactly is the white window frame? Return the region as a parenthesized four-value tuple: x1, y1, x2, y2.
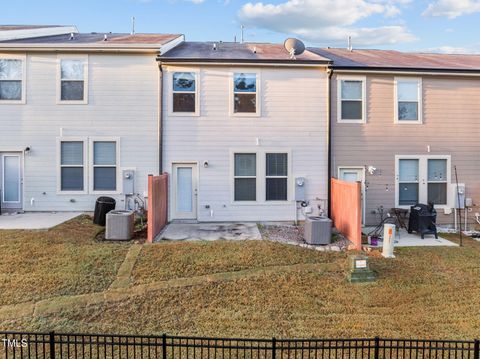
(232, 152, 258, 203)
(0, 53, 27, 104)
(337, 75, 366, 124)
(395, 155, 451, 210)
(230, 149, 291, 205)
(57, 54, 88, 105)
(394, 77, 422, 124)
(89, 137, 121, 195)
(169, 68, 200, 116)
(229, 69, 261, 117)
(56, 137, 88, 195)
(265, 152, 289, 202)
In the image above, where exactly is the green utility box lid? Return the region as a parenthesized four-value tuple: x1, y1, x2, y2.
(347, 255, 376, 283)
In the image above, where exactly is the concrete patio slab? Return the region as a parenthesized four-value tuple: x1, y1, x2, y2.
(363, 227, 458, 247)
(159, 222, 262, 242)
(0, 212, 83, 230)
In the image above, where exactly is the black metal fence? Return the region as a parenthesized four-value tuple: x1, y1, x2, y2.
(1, 331, 479, 359)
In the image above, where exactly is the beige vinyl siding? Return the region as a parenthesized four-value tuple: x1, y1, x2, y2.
(331, 73, 480, 226)
(163, 65, 329, 222)
(0, 52, 159, 211)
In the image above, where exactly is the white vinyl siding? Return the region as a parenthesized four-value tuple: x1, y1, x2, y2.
(337, 76, 366, 123)
(394, 77, 422, 124)
(164, 66, 328, 222)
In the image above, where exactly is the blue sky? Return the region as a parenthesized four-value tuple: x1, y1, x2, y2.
(3, 0, 480, 53)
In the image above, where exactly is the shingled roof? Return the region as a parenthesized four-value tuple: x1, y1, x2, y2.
(309, 48, 480, 72)
(159, 41, 330, 64)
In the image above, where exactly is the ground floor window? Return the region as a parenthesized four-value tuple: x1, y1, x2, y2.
(233, 151, 289, 203)
(396, 155, 449, 207)
(92, 141, 117, 191)
(266, 153, 288, 201)
(60, 140, 85, 192)
(234, 153, 257, 201)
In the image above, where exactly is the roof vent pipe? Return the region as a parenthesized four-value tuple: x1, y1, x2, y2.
(253, 46, 257, 54)
(347, 36, 352, 51)
(104, 34, 108, 41)
(69, 33, 75, 40)
(213, 43, 217, 51)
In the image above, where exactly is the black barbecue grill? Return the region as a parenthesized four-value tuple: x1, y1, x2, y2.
(408, 203, 438, 239)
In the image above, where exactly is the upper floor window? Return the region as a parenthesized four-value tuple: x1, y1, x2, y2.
(172, 72, 197, 113)
(395, 77, 422, 124)
(59, 57, 87, 103)
(0, 58, 24, 103)
(337, 76, 366, 123)
(233, 72, 258, 115)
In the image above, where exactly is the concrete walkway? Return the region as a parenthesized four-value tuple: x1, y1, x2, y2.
(0, 212, 83, 230)
(363, 227, 458, 247)
(159, 222, 262, 241)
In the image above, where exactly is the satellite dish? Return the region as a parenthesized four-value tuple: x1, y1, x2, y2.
(284, 38, 305, 58)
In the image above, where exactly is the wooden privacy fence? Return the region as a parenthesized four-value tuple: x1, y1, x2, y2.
(147, 173, 168, 243)
(330, 178, 362, 250)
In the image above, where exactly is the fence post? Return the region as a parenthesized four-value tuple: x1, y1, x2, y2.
(49, 331, 55, 359)
(374, 337, 380, 359)
(162, 333, 167, 359)
(272, 337, 276, 359)
(474, 339, 479, 359)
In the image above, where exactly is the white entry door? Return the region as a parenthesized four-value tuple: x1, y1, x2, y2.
(339, 167, 365, 224)
(172, 163, 198, 220)
(1, 153, 23, 212)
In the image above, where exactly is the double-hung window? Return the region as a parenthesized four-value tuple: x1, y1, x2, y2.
(398, 159, 419, 206)
(93, 141, 117, 191)
(395, 77, 422, 123)
(338, 77, 365, 123)
(266, 153, 288, 201)
(60, 141, 85, 192)
(427, 159, 448, 205)
(396, 156, 450, 207)
(172, 72, 197, 113)
(233, 72, 258, 114)
(234, 153, 256, 201)
(59, 58, 87, 102)
(0, 58, 24, 102)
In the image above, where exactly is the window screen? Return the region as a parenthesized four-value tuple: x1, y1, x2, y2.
(397, 80, 420, 121)
(234, 153, 256, 201)
(340, 80, 363, 120)
(93, 141, 117, 191)
(60, 141, 84, 191)
(60, 59, 85, 101)
(266, 153, 288, 201)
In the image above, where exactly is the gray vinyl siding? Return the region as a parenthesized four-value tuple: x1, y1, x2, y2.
(331, 73, 480, 227)
(163, 65, 329, 222)
(0, 52, 159, 211)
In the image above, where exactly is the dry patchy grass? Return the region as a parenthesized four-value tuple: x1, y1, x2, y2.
(132, 240, 341, 284)
(0, 215, 130, 306)
(2, 228, 480, 340)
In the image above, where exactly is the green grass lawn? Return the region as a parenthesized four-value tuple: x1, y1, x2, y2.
(0, 219, 479, 340)
(0, 215, 130, 306)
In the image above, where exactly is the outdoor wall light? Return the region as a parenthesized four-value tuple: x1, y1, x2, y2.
(367, 166, 376, 175)
(24, 146, 31, 154)
(203, 161, 209, 168)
